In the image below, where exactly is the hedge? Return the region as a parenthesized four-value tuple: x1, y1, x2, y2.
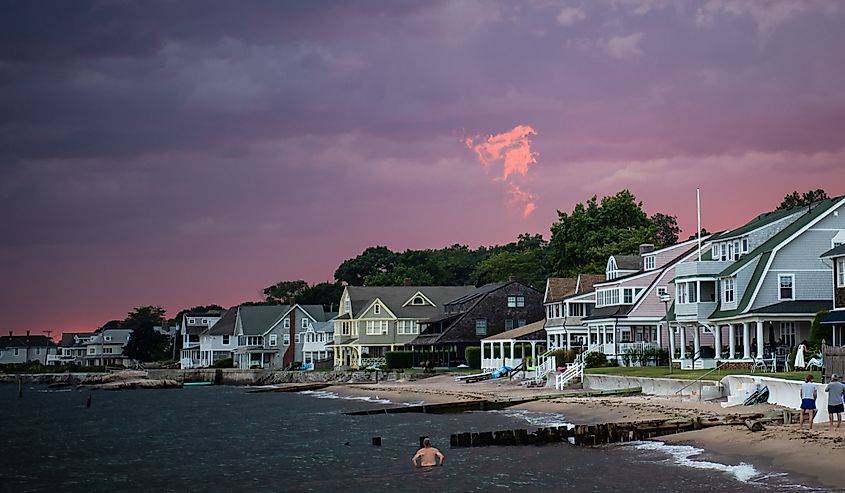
(465, 346, 481, 369)
(385, 351, 414, 369)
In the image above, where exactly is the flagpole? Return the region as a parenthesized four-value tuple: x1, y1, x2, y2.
(697, 188, 702, 261)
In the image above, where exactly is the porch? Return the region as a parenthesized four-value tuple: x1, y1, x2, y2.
(480, 321, 547, 373)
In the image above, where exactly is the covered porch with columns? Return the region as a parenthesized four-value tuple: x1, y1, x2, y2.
(481, 321, 546, 372)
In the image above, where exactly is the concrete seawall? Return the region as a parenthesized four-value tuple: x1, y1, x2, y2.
(721, 375, 830, 422)
(583, 374, 725, 400)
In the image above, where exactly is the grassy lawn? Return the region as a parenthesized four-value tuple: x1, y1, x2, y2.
(584, 366, 822, 382)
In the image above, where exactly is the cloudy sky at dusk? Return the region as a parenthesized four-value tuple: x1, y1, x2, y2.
(3, 0, 845, 333)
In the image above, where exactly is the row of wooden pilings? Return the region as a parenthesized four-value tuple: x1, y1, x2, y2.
(450, 413, 778, 448)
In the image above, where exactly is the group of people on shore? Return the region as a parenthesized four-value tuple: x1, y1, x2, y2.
(799, 373, 845, 431)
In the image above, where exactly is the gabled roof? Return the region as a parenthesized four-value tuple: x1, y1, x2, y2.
(709, 252, 770, 319)
(59, 332, 94, 348)
(0, 335, 57, 349)
(720, 196, 843, 278)
(583, 305, 633, 321)
(206, 308, 237, 336)
(299, 305, 334, 323)
(545, 278, 577, 303)
(238, 305, 289, 335)
(345, 286, 476, 319)
(612, 255, 642, 271)
(447, 282, 510, 306)
(577, 274, 606, 294)
(716, 206, 803, 241)
(821, 244, 845, 259)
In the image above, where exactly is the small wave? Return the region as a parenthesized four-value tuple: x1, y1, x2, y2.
(299, 390, 405, 405)
(632, 441, 758, 483)
(489, 409, 575, 428)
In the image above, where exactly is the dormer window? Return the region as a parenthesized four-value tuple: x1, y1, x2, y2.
(732, 240, 741, 260)
(374, 304, 381, 315)
(832, 230, 845, 248)
(412, 296, 425, 305)
(742, 237, 749, 253)
(644, 256, 655, 270)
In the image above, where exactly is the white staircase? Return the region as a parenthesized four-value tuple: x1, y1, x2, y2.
(554, 343, 602, 390)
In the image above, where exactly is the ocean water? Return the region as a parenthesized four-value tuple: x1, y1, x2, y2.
(0, 385, 833, 492)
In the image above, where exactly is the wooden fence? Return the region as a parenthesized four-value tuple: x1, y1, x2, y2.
(822, 344, 845, 380)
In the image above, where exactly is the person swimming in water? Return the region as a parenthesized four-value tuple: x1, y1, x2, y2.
(411, 438, 444, 467)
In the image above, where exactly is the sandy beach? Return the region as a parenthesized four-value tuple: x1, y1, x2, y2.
(329, 374, 845, 490)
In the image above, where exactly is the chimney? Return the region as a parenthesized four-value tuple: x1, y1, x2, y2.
(8, 331, 11, 337)
(26, 330, 30, 337)
(403, 278, 413, 286)
(508, 275, 516, 282)
(284, 305, 296, 368)
(639, 244, 655, 255)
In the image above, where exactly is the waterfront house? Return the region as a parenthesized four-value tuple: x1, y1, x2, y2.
(480, 319, 547, 371)
(409, 281, 544, 367)
(83, 328, 134, 367)
(584, 239, 707, 362)
(331, 285, 476, 369)
(258, 304, 337, 369)
(232, 305, 290, 369)
(180, 310, 224, 369)
(543, 274, 604, 351)
(49, 332, 95, 365)
(671, 195, 845, 369)
(197, 308, 238, 367)
(819, 243, 845, 346)
(0, 331, 58, 365)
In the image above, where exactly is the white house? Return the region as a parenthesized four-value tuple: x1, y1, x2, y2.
(180, 311, 223, 369)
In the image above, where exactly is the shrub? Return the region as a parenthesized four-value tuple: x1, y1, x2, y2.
(584, 351, 607, 368)
(385, 351, 414, 369)
(211, 358, 233, 369)
(464, 346, 481, 369)
(810, 310, 831, 345)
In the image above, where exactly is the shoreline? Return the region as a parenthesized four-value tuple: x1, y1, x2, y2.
(323, 376, 844, 491)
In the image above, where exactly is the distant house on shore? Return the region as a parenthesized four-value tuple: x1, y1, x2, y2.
(331, 285, 476, 369)
(50, 332, 95, 365)
(83, 328, 133, 367)
(820, 243, 845, 346)
(232, 305, 290, 369)
(198, 308, 238, 367)
(0, 331, 58, 365)
(408, 280, 544, 367)
(180, 310, 224, 369)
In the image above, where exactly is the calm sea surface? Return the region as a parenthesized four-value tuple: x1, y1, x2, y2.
(0, 384, 834, 492)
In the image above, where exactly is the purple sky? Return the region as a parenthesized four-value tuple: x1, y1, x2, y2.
(3, 1, 845, 334)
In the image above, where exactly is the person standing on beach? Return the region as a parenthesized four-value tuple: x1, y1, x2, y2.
(799, 374, 817, 429)
(825, 374, 845, 431)
(412, 438, 444, 467)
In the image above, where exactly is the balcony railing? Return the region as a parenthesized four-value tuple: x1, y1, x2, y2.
(360, 357, 386, 368)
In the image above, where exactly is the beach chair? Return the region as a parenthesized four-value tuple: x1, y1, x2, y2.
(751, 357, 770, 373)
(807, 353, 823, 371)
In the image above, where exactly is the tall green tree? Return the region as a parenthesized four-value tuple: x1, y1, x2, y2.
(650, 212, 679, 247)
(296, 282, 346, 310)
(122, 306, 170, 362)
(548, 190, 658, 276)
(263, 280, 308, 304)
(334, 246, 397, 285)
(776, 189, 828, 210)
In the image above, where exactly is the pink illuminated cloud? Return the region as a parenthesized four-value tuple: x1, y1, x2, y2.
(464, 125, 539, 218)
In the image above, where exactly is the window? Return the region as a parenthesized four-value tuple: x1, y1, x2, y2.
(507, 296, 525, 308)
(779, 322, 796, 347)
(302, 318, 309, 329)
(505, 319, 514, 330)
(36, 348, 41, 355)
(733, 240, 741, 260)
(517, 320, 526, 327)
(366, 320, 388, 335)
(412, 296, 425, 305)
(373, 304, 381, 315)
(644, 256, 655, 270)
(546, 306, 552, 318)
(778, 274, 794, 300)
(188, 318, 196, 324)
(104, 336, 112, 342)
(687, 282, 697, 303)
(657, 287, 668, 298)
(720, 243, 727, 261)
(268, 334, 278, 346)
(838, 258, 845, 288)
(283, 318, 290, 329)
(742, 237, 749, 253)
(569, 303, 585, 317)
(202, 319, 208, 324)
(222, 335, 230, 345)
(475, 319, 488, 336)
(554, 304, 561, 318)
(507, 296, 516, 307)
(295, 333, 300, 344)
(676, 283, 687, 304)
(723, 278, 735, 304)
(397, 320, 418, 335)
(623, 288, 633, 304)
(103, 347, 113, 354)
(283, 333, 290, 345)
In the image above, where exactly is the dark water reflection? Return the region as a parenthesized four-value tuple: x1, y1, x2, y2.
(0, 385, 832, 492)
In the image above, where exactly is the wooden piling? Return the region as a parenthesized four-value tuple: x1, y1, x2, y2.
(372, 436, 382, 446)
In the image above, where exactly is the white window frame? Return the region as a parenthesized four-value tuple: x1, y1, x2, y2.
(475, 319, 488, 336)
(283, 318, 290, 329)
(373, 304, 381, 315)
(837, 258, 845, 288)
(516, 296, 525, 308)
(723, 278, 735, 304)
(295, 333, 300, 344)
(733, 240, 741, 260)
(742, 237, 749, 253)
(779, 322, 796, 347)
(269, 334, 278, 346)
(623, 288, 633, 304)
(301, 318, 309, 329)
(778, 274, 795, 301)
(283, 333, 290, 345)
(656, 286, 667, 298)
(507, 296, 517, 308)
(222, 335, 230, 345)
(365, 320, 388, 336)
(644, 256, 655, 270)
